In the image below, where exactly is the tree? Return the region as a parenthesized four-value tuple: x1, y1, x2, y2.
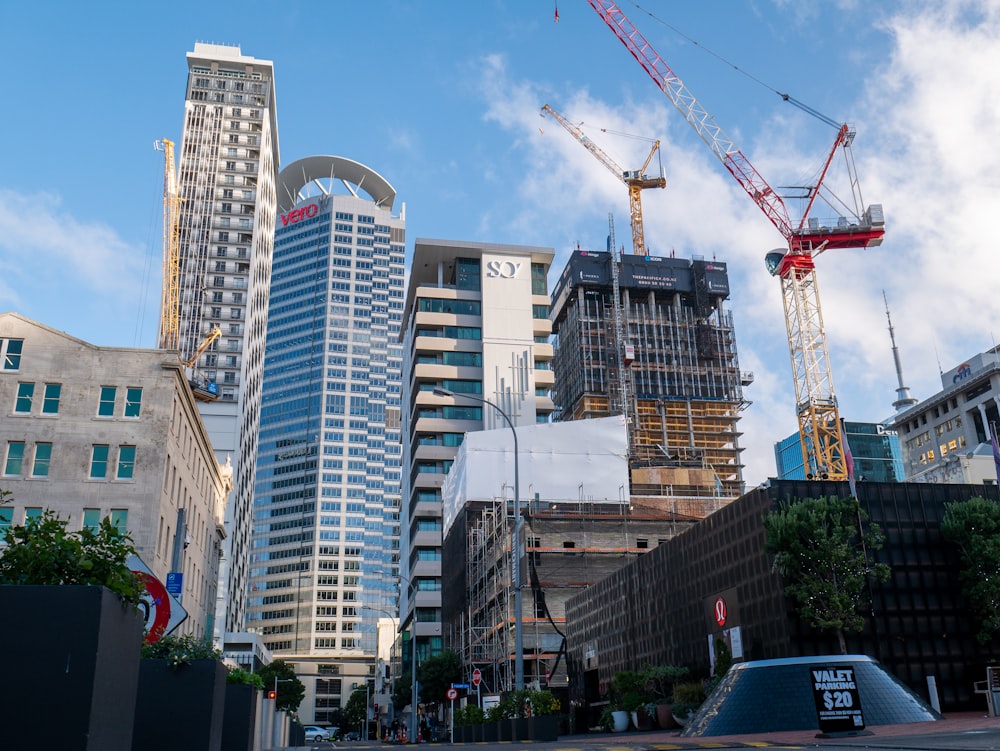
(342, 685, 369, 731)
(258, 659, 306, 712)
(392, 668, 412, 711)
(416, 650, 461, 705)
(941, 496, 1000, 645)
(763, 495, 890, 653)
(0, 507, 143, 606)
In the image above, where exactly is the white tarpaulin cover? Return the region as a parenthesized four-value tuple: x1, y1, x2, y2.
(442, 415, 629, 536)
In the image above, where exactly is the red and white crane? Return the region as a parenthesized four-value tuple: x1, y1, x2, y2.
(585, 0, 885, 481)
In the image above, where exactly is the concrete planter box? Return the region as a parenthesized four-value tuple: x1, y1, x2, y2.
(133, 659, 227, 751)
(222, 682, 259, 751)
(0, 585, 143, 751)
(527, 715, 560, 741)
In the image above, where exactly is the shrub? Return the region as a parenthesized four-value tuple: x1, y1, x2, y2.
(227, 667, 264, 688)
(0, 508, 143, 606)
(141, 632, 222, 669)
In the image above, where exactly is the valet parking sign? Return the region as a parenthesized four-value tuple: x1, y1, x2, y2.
(811, 665, 865, 734)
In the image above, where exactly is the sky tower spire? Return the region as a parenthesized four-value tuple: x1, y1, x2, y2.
(884, 291, 918, 412)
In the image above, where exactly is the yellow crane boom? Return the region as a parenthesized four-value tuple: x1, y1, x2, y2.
(154, 139, 181, 352)
(541, 104, 665, 255)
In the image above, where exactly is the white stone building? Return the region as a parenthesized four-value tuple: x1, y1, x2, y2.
(0, 313, 231, 638)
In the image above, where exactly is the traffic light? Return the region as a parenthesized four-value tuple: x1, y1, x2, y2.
(268, 690, 277, 700)
(374, 703, 379, 714)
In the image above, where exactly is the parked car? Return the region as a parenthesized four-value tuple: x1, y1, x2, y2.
(302, 725, 331, 742)
(343, 730, 360, 741)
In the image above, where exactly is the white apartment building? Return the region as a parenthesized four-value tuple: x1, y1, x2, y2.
(0, 313, 231, 638)
(174, 43, 279, 637)
(400, 240, 555, 664)
(890, 345, 1000, 484)
(248, 156, 405, 724)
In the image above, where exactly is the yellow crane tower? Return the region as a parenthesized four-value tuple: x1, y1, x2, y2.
(540, 103, 665, 255)
(154, 139, 181, 352)
(154, 138, 221, 402)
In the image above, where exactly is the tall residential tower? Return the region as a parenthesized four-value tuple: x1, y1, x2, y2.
(174, 43, 279, 637)
(248, 157, 405, 724)
(400, 240, 555, 664)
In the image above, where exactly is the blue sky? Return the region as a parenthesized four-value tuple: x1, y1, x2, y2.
(2, 0, 999, 485)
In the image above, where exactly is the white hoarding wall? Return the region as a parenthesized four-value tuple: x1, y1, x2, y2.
(442, 416, 629, 536)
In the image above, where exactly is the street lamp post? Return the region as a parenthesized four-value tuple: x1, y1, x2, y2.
(432, 387, 525, 691)
(371, 578, 419, 742)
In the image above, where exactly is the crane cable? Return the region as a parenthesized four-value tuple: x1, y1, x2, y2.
(627, 1, 842, 130)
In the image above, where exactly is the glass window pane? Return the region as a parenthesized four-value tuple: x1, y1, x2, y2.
(98, 386, 116, 416)
(124, 387, 142, 418)
(110, 509, 128, 531)
(117, 445, 136, 480)
(42, 383, 61, 414)
(90, 444, 109, 479)
(31, 443, 52, 477)
(5, 441, 25, 475)
(3, 339, 23, 370)
(82, 509, 101, 531)
(25, 507, 43, 522)
(0, 507, 11, 531)
(14, 382, 34, 413)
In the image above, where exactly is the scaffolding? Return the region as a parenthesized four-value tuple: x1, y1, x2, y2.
(452, 494, 694, 696)
(551, 252, 750, 506)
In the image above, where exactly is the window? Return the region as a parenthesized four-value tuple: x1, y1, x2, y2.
(98, 386, 116, 416)
(110, 509, 128, 532)
(82, 509, 101, 532)
(0, 507, 11, 532)
(25, 507, 43, 522)
(5, 441, 25, 475)
(31, 443, 52, 477)
(90, 445, 109, 479)
(636, 538, 649, 549)
(124, 387, 142, 418)
(117, 446, 136, 480)
(14, 382, 34, 413)
(42, 383, 61, 414)
(2, 338, 23, 370)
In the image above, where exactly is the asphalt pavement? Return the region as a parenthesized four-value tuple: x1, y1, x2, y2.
(269, 712, 1000, 751)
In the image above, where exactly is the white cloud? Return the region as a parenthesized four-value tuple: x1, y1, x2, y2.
(0, 188, 158, 346)
(473, 0, 1000, 486)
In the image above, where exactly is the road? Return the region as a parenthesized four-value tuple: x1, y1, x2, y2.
(275, 714, 1000, 751)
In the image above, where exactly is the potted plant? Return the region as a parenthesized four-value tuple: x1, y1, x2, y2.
(642, 664, 689, 729)
(135, 633, 228, 751)
(670, 681, 707, 727)
(613, 670, 645, 730)
(525, 690, 560, 741)
(223, 668, 263, 751)
(0, 506, 145, 751)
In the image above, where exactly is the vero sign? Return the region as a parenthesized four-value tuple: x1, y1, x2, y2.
(280, 203, 319, 226)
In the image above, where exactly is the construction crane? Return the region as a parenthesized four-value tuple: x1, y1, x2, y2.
(541, 103, 665, 255)
(154, 139, 181, 352)
(586, 0, 885, 481)
(182, 326, 222, 402)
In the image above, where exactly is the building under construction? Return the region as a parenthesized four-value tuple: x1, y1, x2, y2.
(551, 250, 751, 512)
(440, 417, 699, 698)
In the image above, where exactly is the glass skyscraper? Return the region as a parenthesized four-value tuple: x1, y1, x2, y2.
(248, 156, 404, 724)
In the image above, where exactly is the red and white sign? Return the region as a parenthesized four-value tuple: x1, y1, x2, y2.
(714, 596, 728, 628)
(128, 554, 188, 643)
(280, 203, 318, 226)
(472, 668, 482, 687)
(446, 688, 458, 701)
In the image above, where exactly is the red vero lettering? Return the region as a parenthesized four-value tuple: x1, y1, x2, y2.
(280, 203, 319, 226)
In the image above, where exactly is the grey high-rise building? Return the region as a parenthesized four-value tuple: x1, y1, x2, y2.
(248, 157, 405, 724)
(173, 43, 279, 638)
